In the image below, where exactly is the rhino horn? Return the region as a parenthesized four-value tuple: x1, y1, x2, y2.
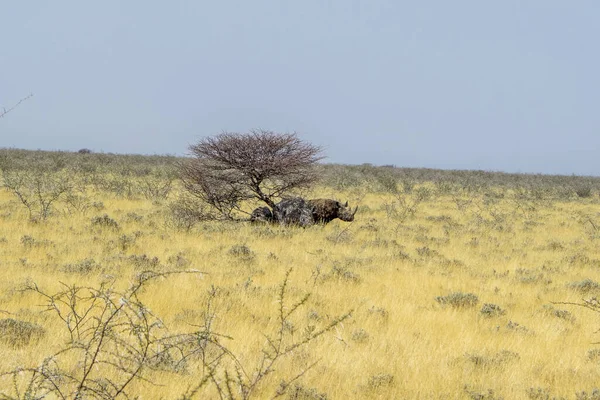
(344, 200, 348, 207)
(353, 206, 358, 216)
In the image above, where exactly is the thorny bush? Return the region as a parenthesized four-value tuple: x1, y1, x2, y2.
(0, 269, 351, 400)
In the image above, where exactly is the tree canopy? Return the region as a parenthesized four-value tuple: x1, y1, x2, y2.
(180, 130, 323, 218)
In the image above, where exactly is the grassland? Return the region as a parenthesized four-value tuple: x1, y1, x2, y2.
(2, 149, 600, 399)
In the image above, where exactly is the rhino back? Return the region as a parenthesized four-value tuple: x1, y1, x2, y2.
(274, 198, 314, 227)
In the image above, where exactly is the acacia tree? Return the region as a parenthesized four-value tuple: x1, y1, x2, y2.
(180, 130, 323, 218)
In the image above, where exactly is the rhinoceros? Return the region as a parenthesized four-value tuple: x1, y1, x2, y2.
(306, 199, 357, 224)
(272, 197, 314, 227)
(249, 206, 274, 223)
(251, 198, 357, 226)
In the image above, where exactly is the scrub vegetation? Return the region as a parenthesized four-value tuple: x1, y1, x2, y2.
(2, 148, 600, 399)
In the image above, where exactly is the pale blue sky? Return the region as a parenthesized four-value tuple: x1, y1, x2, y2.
(1, 1, 599, 175)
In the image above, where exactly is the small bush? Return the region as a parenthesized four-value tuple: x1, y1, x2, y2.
(466, 350, 520, 368)
(374, 173, 398, 193)
(166, 196, 214, 231)
(91, 214, 119, 229)
(62, 258, 100, 274)
(525, 387, 553, 400)
(20, 235, 52, 248)
(368, 306, 389, 320)
(367, 374, 394, 390)
(167, 252, 191, 269)
(91, 201, 105, 211)
(480, 303, 506, 318)
(125, 212, 143, 222)
(228, 244, 255, 261)
(286, 384, 328, 400)
(542, 305, 575, 322)
(576, 388, 600, 400)
(436, 292, 479, 308)
(328, 264, 361, 283)
(402, 180, 414, 193)
(569, 279, 600, 293)
(417, 246, 439, 257)
(20, 235, 36, 247)
(351, 328, 369, 343)
(0, 318, 46, 347)
(464, 387, 504, 400)
(128, 254, 161, 270)
(575, 186, 593, 198)
(506, 320, 530, 333)
(587, 349, 600, 363)
(546, 240, 565, 251)
(325, 229, 353, 244)
(138, 174, 174, 201)
(117, 234, 136, 251)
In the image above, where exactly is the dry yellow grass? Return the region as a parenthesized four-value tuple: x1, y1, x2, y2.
(2, 185, 600, 399)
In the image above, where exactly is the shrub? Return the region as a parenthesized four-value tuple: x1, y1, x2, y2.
(526, 387, 553, 400)
(466, 350, 520, 368)
(351, 328, 370, 343)
(20, 235, 36, 247)
(506, 320, 530, 333)
(436, 292, 479, 308)
(480, 303, 506, 318)
(166, 196, 214, 230)
(568, 279, 600, 293)
(0, 318, 45, 348)
(575, 185, 593, 198)
(20, 235, 52, 248)
(576, 388, 600, 400)
(128, 254, 161, 270)
(91, 214, 119, 229)
(228, 244, 255, 261)
(587, 349, 600, 363)
(464, 386, 505, 400)
(138, 172, 174, 201)
(2, 167, 73, 220)
(116, 234, 136, 251)
(125, 212, 143, 222)
(286, 384, 328, 400)
(91, 201, 105, 211)
(62, 258, 101, 274)
(328, 264, 361, 283)
(167, 252, 191, 269)
(367, 374, 394, 390)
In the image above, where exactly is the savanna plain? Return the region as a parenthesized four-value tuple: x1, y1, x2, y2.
(3, 149, 600, 399)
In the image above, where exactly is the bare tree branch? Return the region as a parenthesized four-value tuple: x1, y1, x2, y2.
(0, 93, 33, 119)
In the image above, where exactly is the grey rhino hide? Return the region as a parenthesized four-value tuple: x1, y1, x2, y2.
(273, 198, 315, 227)
(306, 199, 356, 224)
(250, 206, 274, 223)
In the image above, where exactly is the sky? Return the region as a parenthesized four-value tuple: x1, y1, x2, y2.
(1, 1, 599, 175)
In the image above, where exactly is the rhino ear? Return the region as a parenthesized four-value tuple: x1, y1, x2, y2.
(344, 201, 348, 207)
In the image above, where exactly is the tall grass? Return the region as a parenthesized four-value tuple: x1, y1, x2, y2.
(1, 149, 600, 398)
